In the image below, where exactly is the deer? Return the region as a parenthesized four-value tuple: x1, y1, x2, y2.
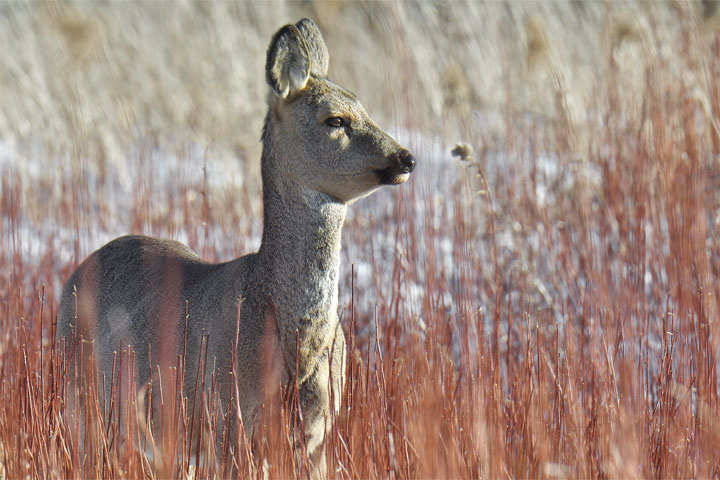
(57, 18, 415, 477)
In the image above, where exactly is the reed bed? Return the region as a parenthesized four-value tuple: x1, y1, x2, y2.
(1, 1, 720, 478)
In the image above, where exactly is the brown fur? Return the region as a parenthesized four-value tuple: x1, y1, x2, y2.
(57, 18, 415, 478)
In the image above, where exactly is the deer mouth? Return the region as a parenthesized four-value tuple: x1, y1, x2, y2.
(375, 150, 416, 185)
(374, 168, 411, 185)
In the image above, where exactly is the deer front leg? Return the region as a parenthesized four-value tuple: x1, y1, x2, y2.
(295, 325, 346, 479)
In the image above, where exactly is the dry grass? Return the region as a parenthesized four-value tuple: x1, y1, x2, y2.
(2, 1, 720, 478)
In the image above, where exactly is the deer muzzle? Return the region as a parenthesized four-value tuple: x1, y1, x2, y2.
(375, 149, 416, 185)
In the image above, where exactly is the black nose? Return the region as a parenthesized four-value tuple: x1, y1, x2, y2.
(396, 150, 416, 173)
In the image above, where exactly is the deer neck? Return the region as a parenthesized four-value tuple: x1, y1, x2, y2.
(258, 157, 347, 330)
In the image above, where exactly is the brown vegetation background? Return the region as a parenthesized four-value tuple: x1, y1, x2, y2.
(1, 1, 720, 478)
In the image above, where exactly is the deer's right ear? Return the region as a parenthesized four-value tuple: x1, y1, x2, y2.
(266, 25, 311, 99)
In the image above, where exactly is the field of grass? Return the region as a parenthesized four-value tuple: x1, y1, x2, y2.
(2, 1, 720, 478)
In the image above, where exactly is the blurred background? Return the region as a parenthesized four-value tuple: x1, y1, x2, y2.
(5, 1, 715, 160)
(3, 0, 720, 336)
(3, 0, 718, 282)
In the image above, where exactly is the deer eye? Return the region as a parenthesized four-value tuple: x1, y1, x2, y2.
(325, 117, 345, 128)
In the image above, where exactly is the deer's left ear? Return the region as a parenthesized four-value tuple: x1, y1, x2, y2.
(266, 24, 310, 99)
(295, 18, 329, 78)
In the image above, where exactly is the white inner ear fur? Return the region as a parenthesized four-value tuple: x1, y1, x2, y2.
(272, 42, 310, 98)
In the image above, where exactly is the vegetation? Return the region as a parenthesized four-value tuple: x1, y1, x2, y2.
(1, 1, 719, 478)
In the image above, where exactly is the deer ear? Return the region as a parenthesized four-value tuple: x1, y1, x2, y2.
(266, 24, 310, 99)
(295, 18, 329, 78)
